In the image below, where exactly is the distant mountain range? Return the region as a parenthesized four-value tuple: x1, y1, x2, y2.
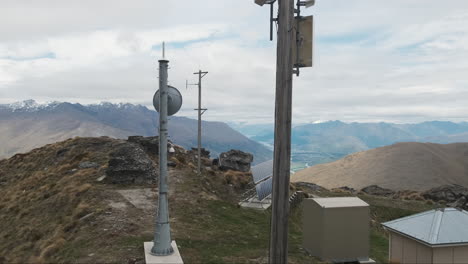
(292, 142, 468, 191)
(0, 100, 272, 163)
(230, 121, 468, 168)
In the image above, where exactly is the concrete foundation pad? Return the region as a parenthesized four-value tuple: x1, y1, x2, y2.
(144, 241, 183, 264)
(358, 258, 376, 264)
(239, 196, 271, 210)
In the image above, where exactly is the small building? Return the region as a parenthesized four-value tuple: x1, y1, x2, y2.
(382, 208, 468, 264)
(303, 197, 372, 263)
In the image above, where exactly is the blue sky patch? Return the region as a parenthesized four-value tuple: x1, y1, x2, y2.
(2, 52, 56, 61)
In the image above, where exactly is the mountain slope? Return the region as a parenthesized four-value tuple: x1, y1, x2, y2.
(292, 142, 468, 191)
(0, 100, 271, 163)
(235, 120, 468, 168)
(0, 137, 310, 263)
(250, 121, 468, 153)
(0, 136, 442, 263)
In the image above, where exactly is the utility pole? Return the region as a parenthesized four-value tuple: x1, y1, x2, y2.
(151, 44, 174, 256)
(269, 0, 294, 263)
(191, 70, 208, 175)
(254, 0, 314, 262)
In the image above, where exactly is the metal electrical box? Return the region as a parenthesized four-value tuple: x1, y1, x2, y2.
(292, 15, 313, 68)
(302, 197, 370, 262)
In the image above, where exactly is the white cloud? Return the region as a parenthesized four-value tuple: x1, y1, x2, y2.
(1, 0, 468, 124)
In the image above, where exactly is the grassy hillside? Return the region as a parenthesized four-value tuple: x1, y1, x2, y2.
(239, 121, 468, 169)
(293, 142, 468, 191)
(0, 137, 441, 263)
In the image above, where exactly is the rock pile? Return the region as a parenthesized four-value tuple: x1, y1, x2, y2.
(127, 136, 159, 155)
(105, 142, 157, 184)
(78, 161, 99, 169)
(361, 185, 395, 196)
(190, 147, 210, 158)
(423, 184, 468, 210)
(218, 149, 253, 172)
(332, 186, 358, 194)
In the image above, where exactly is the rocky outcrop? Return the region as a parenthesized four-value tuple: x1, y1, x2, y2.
(448, 196, 468, 210)
(78, 161, 99, 169)
(422, 185, 468, 210)
(190, 148, 210, 158)
(332, 186, 358, 194)
(127, 136, 159, 155)
(105, 142, 157, 184)
(361, 185, 395, 196)
(218, 149, 253, 172)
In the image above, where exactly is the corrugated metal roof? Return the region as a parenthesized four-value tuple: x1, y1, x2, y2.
(383, 208, 468, 246)
(312, 197, 369, 208)
(251, 159, 273, 184)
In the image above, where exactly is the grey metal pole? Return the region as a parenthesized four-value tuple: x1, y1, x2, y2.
(151, 58, 174, 256)
(197, 70, 202, 175)
(269, 0, 294, 263)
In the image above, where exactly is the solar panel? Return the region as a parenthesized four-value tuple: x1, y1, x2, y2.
(251, 159, 273, 184)
(255, 177, 272, 201)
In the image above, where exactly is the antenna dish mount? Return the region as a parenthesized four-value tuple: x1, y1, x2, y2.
(153, 85, 183, 116)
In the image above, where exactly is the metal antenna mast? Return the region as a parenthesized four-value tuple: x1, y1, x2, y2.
(188, 70, 208, 175)
(151, 42, 174, 256)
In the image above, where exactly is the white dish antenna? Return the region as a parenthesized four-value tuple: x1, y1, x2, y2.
(153, 85, 183, 116)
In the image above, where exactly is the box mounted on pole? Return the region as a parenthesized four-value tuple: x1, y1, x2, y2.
(292, 15, 313, 70)
(253, 0, 317, 263)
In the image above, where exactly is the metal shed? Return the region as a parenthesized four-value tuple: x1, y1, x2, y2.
(383, 208, 468, 264)
(302, 197, 371, 262)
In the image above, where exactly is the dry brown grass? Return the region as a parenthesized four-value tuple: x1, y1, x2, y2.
(40, 237, 66, 259)
(0, 136, 271, 263)
(223, 170, 251, 189)
(0, 137, 119, 263)
(396, 190, 425, 201)
(293, 142, 468, 191)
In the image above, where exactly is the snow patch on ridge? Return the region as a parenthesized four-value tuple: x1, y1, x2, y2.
(0, 99, 148, 112)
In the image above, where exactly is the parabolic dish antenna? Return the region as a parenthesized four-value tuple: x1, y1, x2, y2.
(153, 85, 183, 116)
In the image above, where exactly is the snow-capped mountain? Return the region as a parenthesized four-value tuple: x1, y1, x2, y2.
(0, 100, 272, 163)
(1, 99, 61, 112)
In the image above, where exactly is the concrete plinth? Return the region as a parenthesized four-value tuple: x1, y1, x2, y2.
(239, 195, 271, 210)
(144, 241, 183, 264)
(358, 258, 376, 264)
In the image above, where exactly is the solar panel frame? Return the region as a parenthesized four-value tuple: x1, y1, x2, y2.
(251, 159, 273, 184)
(255, 177, 272, 201)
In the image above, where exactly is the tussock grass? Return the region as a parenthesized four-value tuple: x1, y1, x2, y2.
(0, 137, 118, 263)
(0, 136, 442, 264)
(223, 170, 251, 189)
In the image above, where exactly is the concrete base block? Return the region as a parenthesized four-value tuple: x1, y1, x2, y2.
(144, 241, 183, 264)
(239, 196, 271, 210)
(358, 258, 376, 264)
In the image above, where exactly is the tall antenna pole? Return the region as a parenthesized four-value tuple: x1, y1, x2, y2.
(269, 0, 294, 263)
(151, 46, 174, 256)
(193, 70, 208, 175)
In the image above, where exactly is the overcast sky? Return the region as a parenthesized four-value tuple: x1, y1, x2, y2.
(1, 0, 468, 124)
